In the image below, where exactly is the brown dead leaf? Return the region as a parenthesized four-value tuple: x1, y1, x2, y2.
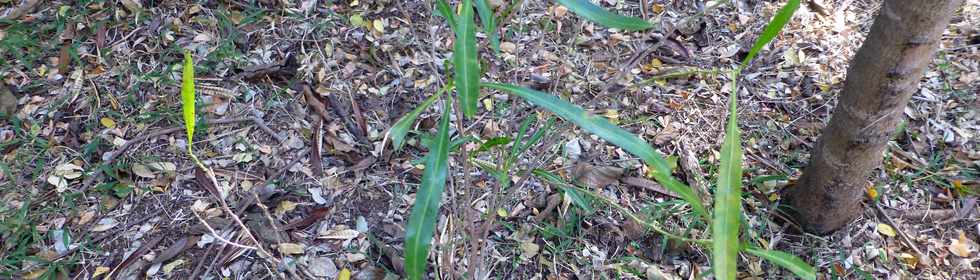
(572, 163, 623, 188)
(151, 235, 198, 265)
(281, 207, 331, 231)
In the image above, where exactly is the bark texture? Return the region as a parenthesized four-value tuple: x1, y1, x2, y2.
(784, 0, 964, 234)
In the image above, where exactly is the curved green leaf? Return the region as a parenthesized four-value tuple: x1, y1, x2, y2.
(556, 0, 655, 31)
(713, 74, 744, 280)
(388, 88, 445, 151)
(455, 0, 481, 118)
(740, 0, 800, 68)
(403, 100, 452, 280)
(744, 247, 816, 280)
(435, 0, 457, 33)
(475, 0, 500, 54)
(483, 83, 707, 219)
(181, 51, 196, 151)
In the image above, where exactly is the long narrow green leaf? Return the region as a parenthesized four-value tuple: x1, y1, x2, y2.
(713, 72, 744, 280)
(740, 0, 800, 68)
(474, 0, 500, 54)
(556, 0, 655, 31)
(403, 100, 452, 280)
(744, 247, 816, 280)
(435, 0, 458, 33)
(713, 2, 800, 278)
(483, 83, 707, 219)
(454, 0, 481, 118)
(388, 88, 446, 151)
(181, 51, 196, 151)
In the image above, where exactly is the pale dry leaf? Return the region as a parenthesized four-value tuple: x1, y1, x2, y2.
(47, 175, 68, 192)
(276, 200, 298, 217)
(949, 230, 977, 258)
(277, 243, 306, 255)
(520, 241, 540, 260)
(146, 162, 177, 173)
(132, 163, 155, 178)
(91, 218, 118, 232)
(319, 226, 359, 240)
(77, 210, 95, 225)
(307, 256, 339, 278)
(500, 42, 517, 53)
(54, 163, 83, 179)
(91, 266, 111, 278)
(162, 259, 184, 275)
(876, 223, 896, 237)
(191, 200, 210, 212)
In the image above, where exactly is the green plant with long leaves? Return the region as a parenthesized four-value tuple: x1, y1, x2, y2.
(392, 1, 814, 279)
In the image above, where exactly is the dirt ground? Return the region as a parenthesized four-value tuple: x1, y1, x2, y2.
(0, 0, 977, 279)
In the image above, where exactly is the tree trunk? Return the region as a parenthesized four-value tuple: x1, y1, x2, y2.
(784, 0, 964, 234)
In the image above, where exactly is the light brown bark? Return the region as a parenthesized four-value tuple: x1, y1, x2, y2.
(784, 0, 965, 234)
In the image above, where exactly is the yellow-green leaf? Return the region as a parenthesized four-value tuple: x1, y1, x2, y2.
(181, 51, 196, 150)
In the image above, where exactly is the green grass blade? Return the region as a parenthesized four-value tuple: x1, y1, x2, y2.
(532, 169, 594, 212)
(435, 0, 458, 33)
(388, 88, 445, 151)
(475, 0, 500, 54)
(483, 83, 707, 219)
(514, 117, 554, 160)
(455, 0, 481, 118)
(740, 0, 800, 68)
(713, 73, 744, 280)
(744, 247, 816, 280)
(557, 0, 655, 31)
(181, 51, 196, 152)
(712, 2, 799, 278)
(403, 100, 453, 280)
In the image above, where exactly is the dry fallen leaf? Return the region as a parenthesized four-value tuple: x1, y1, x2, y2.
(573, 163, 624, 188)
(876, 223, 896, 237)
(132, 163, 155, 178)
(47, 175, 68, 192)
(500, 42, 517, 53)
(319, 226, 360, 240)
(519, 241, 540, 260)
(91, 266, 111, 278)
(338, 268, 352, 280)
(277, 243, 306, 255)
(162, 259, 184, 275)
(100, 117, 116, 129)
(949, 230, 977, 258)
(90, 218, 118, 232)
